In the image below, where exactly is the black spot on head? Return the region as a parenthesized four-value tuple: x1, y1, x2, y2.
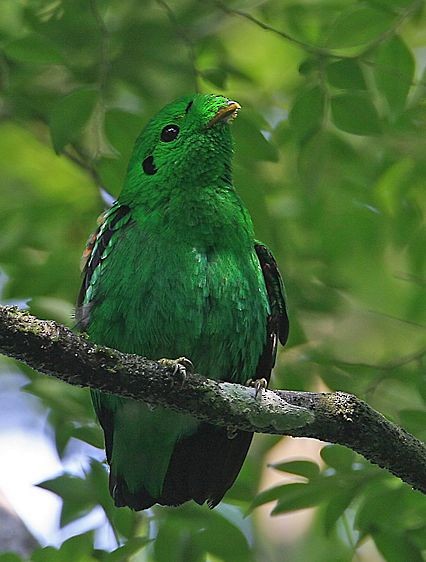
(160, 124, 180, 142)
(185, 100, 193, 114)
(142, 155, 157, 175)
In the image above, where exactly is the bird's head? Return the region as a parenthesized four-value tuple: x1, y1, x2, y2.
(121, 94, 240, 204)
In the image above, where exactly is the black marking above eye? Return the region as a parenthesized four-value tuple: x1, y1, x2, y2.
(160, 124, 180, 142)
(142, 155, 157, 175)
(185, 100, 193, 114)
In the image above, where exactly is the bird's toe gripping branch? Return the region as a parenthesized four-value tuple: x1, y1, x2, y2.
(158, 356, 194, 388)
(246, 377, 268, 399)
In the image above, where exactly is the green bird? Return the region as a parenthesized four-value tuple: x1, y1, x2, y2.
(76, 94, 289, 510)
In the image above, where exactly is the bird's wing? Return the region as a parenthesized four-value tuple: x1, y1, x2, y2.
(75, 202, 132, 331)
(253, 241, 289, 381)
(75, 202, 132, 463)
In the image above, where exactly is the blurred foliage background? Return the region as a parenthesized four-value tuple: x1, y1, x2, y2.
(0, 0, 425, 560)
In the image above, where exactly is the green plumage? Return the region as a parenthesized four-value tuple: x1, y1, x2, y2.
(77, 94, 288, 509)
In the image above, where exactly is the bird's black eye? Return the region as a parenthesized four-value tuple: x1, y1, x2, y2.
(142, 155, 157, 175)
(160, 124, 180, 142)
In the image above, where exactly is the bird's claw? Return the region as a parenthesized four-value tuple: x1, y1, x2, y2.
(158, 357, 194, 388)
(246, 377, 268, 399)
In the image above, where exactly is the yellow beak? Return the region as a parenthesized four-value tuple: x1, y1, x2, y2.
(208, 101, 241, 127)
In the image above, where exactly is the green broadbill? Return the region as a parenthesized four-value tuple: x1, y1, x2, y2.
(76, 94, 289, 510)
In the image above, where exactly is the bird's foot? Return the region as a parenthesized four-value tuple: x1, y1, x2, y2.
(158, 357, 194, 387)
(246, 377, 268, 399)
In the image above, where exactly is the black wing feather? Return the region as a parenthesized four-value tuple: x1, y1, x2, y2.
(76, 204, 131, 310)
(252, 242, 289, 383)
(255, 242, 289, 346)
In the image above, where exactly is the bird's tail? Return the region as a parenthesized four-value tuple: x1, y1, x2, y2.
(110, 423, 253, 510)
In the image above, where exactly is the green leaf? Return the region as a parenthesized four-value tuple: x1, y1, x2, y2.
(323, 487, 359, 534)
(104, 109, 143, 157)
(233, 113, 278, 163)
(49, 88, 98, 153)
(31, 547, 60, 562)
(269, 460, 320, 480)
(374, 158, 413, 215)
(0, 554, 23, 562)
(37, 473, 96, 527)
(375, 35, 415, 116)
(3, 33, 63, 64)
(154, 505, 251, 562)
(37, 474, 92, 498)
(297, 130, 329, 189)
(365, 0, 417, 13)
(271, 481, 335, 515)
(108, 506, 138, 540)
(320, 445, 355, 471)
(399, 409, 426, 439)
(373, 530, 424, 562)
(94, 538, 151, 561)
(331, 93, 381, 135)
(201, 68, 228, 88)
(326, 59, 367, 90)
(249, 484, 290, 510)
(86, 460, 116, 524)
(154, 518, 196, 562)
(56, 533, 94, 562)
(193, 509, 252, 562)
(289, 85, 325, 140)
(298, 58, 318, 76)
(326, 6, 396, 48)
(72, 424, 104, 449)
(32, 533, 95, 562)
(407, 526, 426, 550)
(355, 484, 404, 533)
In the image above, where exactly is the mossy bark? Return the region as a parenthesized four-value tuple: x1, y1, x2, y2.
(0, 305, 425, 493)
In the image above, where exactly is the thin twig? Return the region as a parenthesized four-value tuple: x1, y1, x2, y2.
(212, 0, 423, 63)
(335, 347, 426, 372)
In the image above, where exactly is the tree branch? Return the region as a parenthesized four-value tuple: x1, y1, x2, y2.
(0, 306, 425, 494)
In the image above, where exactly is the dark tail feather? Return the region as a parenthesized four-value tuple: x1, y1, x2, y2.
(110, 472, 157, 510)
(110, 423, 253, 510)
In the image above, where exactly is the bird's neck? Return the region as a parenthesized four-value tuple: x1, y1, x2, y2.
(128, 178, 251, 248)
